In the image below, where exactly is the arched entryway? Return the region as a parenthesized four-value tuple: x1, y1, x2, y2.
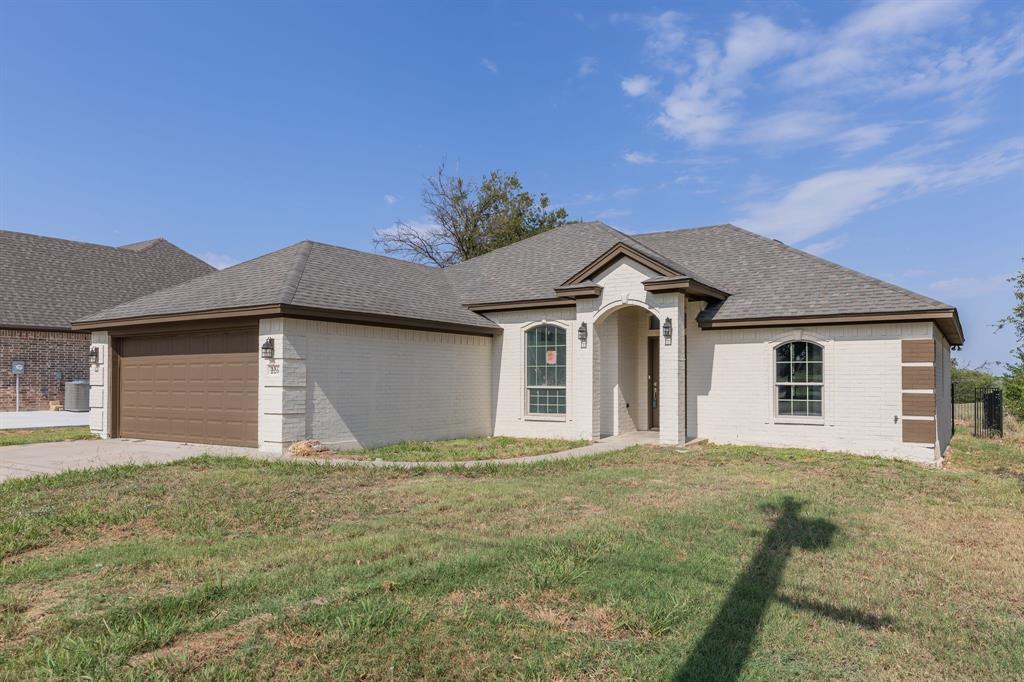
(594, 304, 661, 437)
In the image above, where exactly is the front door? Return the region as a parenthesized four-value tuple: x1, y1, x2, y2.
(647, 336, 659, 429)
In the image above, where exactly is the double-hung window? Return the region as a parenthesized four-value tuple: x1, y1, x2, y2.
(775, 341, 823, 417)
(526, 324, 566, 415)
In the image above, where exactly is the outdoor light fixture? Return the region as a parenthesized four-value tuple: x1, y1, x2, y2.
(662, 317, 672, 345)
(578, 322, 588, 348)
(87, 346, 99, 363)
(261, 337, 275, 360)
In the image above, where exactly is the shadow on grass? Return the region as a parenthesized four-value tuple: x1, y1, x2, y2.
(674, 497, 891, 682)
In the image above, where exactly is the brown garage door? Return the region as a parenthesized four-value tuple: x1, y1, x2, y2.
(117, 329, 258, 447)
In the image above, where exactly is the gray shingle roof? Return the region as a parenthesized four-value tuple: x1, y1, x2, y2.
(633, 224, 952, 322)
(73, 221, 955, 337)
(0, 230, 215, 330)
(79, 241, 498, 330)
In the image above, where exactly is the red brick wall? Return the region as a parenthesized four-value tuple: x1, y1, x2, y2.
(0, 328, 90, 411)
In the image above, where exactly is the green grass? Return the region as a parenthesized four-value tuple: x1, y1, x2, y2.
(0, 426, 95, 446)
(334, 436, 587, 462)
(1, 434, 1021, 680)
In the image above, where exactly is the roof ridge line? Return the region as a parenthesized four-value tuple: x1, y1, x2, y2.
(281, 241, 314, 304)
(726, 224, 952, 309)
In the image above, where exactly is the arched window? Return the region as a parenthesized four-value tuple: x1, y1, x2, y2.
(525, 324, 566, 415)
(775, 341, 823, 417)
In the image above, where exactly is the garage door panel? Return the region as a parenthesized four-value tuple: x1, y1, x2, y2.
(118, 329, 257, 447)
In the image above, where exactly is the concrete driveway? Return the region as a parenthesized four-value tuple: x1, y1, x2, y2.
(0, 410, 90, 429)
(0, 439, 264, 482)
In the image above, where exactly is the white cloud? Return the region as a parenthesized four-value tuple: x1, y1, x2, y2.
(638, 11, 686, 56)
(198, 252, 239, 270)
(383, 194, 397, 205)
(621, 74, 657, 96)
(834, 123, 899, 153)
(611, 187, 641, 199)
(738, 165, 919, 242)
(801, 234, 848, 256)
(480, 57, 498, 74)
(578, 56, 598, 77)
(653, 14, 805, 146)
(596, 208, 632, 220)
(780, 0, 971, 88)
(736, 137, 1024, 243)
(624, 151, 657, 165)
(743, 110, 843, 145)
(930, 274, 1010, 298)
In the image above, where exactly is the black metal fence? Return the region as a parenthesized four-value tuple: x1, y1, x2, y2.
(953, 385, 1004, 438)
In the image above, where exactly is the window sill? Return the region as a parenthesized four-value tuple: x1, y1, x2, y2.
(773, 417, 825, 426)
(524, 414, 567, 422)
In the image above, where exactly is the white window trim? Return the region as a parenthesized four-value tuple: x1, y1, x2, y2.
(767, 332, 829, 426)
(522, 320, 571, 421)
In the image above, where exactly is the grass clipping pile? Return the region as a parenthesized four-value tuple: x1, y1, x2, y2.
(288, 439, 329, 458)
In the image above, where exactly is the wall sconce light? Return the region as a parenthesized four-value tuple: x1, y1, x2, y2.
(88, 346, 99, 363)
(577, 322, 588, 348)
(261, 337, 275, 359)
(662, 317, 672, 345)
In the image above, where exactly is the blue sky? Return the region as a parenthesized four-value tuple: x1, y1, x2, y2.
(1, 1, 1021, 367)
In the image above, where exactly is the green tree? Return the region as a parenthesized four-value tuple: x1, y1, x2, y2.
(997, 260, 1024, 419)
(374, 163, 568, 267)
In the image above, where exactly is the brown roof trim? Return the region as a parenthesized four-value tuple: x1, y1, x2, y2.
(698, 308, 964, 345)
(562, 242, 679, 286)
(279, 305, 498, 337)
(642, 277, 728, 301)
(72, 305, 285, 331)
(552, 284, 603, 299)
(466, 297, 576, 312)
(73, 303, 499, 337)
(0, 323, 83, 333)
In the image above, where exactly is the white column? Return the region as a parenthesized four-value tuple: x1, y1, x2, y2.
(654, 293, 686, 445)
(573, 298, 600, 441)
(88, 331, 111, 438)
(258, 317, 308, 453)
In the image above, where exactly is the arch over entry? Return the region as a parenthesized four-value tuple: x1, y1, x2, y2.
(594, 303, 661, 438)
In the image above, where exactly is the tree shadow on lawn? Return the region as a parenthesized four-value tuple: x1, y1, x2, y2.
(674, 497, 892, 681)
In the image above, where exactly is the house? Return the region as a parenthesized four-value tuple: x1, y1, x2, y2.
(0, 230, 214, 411)
(73, 222, 961, 464)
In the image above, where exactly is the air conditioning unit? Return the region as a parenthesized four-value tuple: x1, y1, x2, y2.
(65, 380, 90, 412)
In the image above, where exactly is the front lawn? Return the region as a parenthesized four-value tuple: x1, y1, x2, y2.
(0, 426, 94, 447)
(1, 434, 1021, 679)
(336, 436, 587, 462)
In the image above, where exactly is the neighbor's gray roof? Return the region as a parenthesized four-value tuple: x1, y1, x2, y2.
(75, 221, 953, 333)
(0, 230, 215, 330)
(78, 240, 498, 330)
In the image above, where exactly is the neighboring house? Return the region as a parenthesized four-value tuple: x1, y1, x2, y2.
(74, 222, 961, 464)
(0, 230, 215, 411)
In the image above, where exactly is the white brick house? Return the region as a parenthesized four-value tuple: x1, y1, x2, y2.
(74, 222, 962, 464)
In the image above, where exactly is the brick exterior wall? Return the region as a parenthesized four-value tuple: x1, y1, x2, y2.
(0, 328, 90, 411)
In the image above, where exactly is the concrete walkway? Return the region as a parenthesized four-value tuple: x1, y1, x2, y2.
(0, 410, 90, 429)
(306, 430, 662, 469)
(0, 439, 263, 482)
(0, 431, 662, 482)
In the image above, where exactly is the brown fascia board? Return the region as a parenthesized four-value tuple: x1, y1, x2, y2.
(642, 277, 728, 301)
(0, 323, 82, 333)
(552, 284, 603, 299)
(699, 308, 965, 345)
(562, 242, 679, 286)
(72, 303, 500, 338)
(466, 297, 577, 312)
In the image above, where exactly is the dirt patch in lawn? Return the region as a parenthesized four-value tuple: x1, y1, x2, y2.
(508, 590, 625, 639)
(3, 518, 167, 565)
(129, 613, 274, 668)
